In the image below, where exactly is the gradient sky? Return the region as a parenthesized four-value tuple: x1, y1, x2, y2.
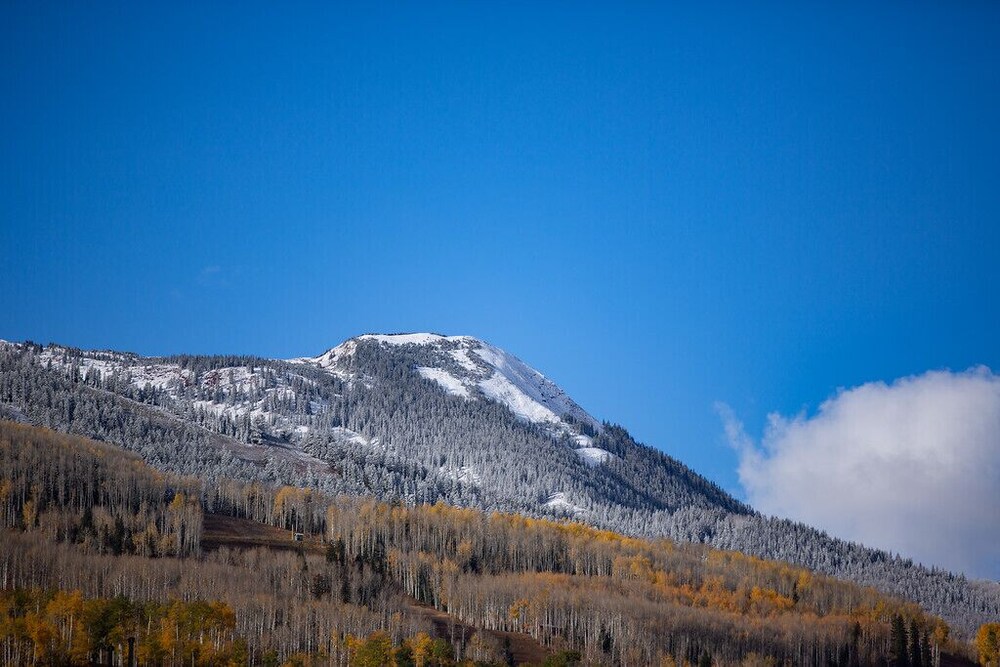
(2, 2, 999, 505)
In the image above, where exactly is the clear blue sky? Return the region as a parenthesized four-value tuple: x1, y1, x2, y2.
(2, 2, 998, 498)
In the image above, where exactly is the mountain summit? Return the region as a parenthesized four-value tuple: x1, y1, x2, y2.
(0, 334, 997, 635)
(301, 333, 604, 458)
(322, 333, 598, 428)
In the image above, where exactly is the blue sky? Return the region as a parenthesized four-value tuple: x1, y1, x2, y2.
(2, 2, 999, 508)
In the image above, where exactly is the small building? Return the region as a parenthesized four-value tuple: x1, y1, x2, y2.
(292, 532, 303, 542)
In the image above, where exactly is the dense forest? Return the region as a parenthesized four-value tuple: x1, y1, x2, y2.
(2, 421, 990, 666)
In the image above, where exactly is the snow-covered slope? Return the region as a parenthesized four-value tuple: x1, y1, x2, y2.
(29, 344, 331, 453)
(16, 334, 617, 475)
(25, 333, 619, 478)
(297, 333, 613, 464)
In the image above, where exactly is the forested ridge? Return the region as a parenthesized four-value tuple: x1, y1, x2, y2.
(1, 338, 998, 640)
(1, 421, 990, 666)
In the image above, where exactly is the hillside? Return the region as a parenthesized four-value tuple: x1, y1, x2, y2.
(0, 335, 997, 637)
(0, 421, 975, 665)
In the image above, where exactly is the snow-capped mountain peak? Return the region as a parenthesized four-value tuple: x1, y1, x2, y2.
(302, 332, 603, 443)
(358, 333, 470, 346)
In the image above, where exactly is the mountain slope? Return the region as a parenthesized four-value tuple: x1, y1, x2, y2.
(0, 334, 997, 636)
(5, 420, 967, 666)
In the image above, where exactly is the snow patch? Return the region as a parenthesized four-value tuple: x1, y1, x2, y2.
(575, 447, 615, 467)
(130, 363, 191, 390)
(479, 372, 562, 424)
(443, 465, 481, 486)
(417, 367, 471, 399)
(473, 342, 599, 430)
(359, 333, 448, 346)
(450, 348, 480, 373)
(542, 492, 586, 514)
(330, 426, 371, 448)
(297, 339, 357, 373)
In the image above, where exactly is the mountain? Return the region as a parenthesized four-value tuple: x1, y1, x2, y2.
(0, 333, 997, 636)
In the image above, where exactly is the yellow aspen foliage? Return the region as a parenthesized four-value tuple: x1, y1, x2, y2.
(25, 611, 54, 663)
(351, 631, 393, 667)
(47, 590, 87, 661)
(22, 499, 37, 530)
(408, 631, 434, 667)
(509, 598, 530, 621)
(932, 622, 950, 646)
(343, 633, 361, 655)
(748, 586, 795, 615)
(978, 623, 1000, 667)
(273, 486, 297, 520)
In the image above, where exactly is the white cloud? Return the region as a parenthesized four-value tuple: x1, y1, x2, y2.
(719, 367, 1000, 581)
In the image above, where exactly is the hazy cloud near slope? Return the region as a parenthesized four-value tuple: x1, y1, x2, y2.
(719, 368, 1000, 581)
